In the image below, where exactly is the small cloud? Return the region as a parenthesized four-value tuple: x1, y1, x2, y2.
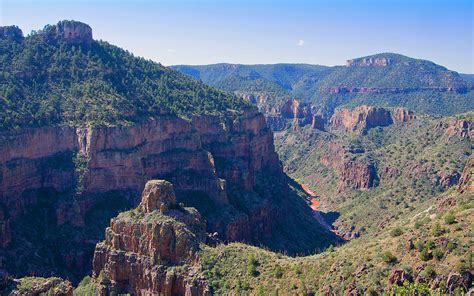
(297, 39, 304, 46)
(167, 48, 176, 53)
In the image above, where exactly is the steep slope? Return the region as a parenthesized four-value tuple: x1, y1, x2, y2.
(198, 188, 473, 295)
(0, 21, 339, 283)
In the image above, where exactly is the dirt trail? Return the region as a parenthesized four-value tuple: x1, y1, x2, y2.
(301, 183, 344, 238)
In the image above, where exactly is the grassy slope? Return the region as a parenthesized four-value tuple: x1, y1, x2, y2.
(199, 190, 473, 295)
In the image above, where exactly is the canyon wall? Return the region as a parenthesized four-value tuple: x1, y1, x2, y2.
(0, 109, 280, 250)
(329, 105, 415, 133)
(320, 142, 377, 191)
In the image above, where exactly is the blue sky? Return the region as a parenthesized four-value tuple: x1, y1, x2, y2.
(1, 0, 473, 72)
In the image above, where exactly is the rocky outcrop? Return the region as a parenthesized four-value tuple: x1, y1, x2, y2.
(318, 86, 473, 94)
(321, 142, 377, 191)
(265, 115, 287, 131)
(388, 268, 413, 286)
(139, 180, 177, 213)
(329, 105, 415, 133)
(242, 95, 316, 131)
(446, 272, 471, 293)
(92, 180, 209, 295)
(391, 107, 416, 123)
(432, 171, 461, 189)
(346, 57, 392, 67)
(280, 99, 313, 130)
(458, 156, 473, 193)
(0, 26, 23, 42)
(53, 20, 93, 43)
(438, 118, 474, 139)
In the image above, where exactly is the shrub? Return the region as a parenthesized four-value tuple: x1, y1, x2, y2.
(426, 240, 435, 249)
(247, 255, 259, 277)
(419, 247, 432, 261)
(447, 241, 457, 251)
(390, 227, 404, 237)
(432, 248, 443, 260)
(382, 251, 397, 264)
(415, 241, 424, 251)
(432, 222, 445, 236)
(419, 266, 436, 279)
(444, 212, 456, 225)
(272, 265, 284, 278)
(455, 260, 470, 273)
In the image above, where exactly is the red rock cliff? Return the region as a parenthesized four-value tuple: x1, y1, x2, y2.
(329, 105, 415, 133)
(92, 180, 210, 295)
(320, 142, 378, 191)
(0, 109, 281, 247)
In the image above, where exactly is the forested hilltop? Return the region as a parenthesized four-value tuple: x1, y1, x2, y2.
(0, 20, 249, 131)
(173, 53, 474, 117)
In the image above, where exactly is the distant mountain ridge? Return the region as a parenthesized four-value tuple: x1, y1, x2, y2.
(172, 53, 474, 119)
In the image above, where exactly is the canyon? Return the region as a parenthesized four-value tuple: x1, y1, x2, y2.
(0, 19, 472, 295)
(0, 108, 313, 280)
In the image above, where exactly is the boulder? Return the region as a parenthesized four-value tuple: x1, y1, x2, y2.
(139, 180, 177, 213)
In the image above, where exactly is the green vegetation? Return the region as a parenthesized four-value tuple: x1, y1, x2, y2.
(275, 113, 472, 235)
(0, 21, 250, 130)
(10, 277, 71, 295)
(247, 255, 259, 277)
(390, 227, 404, 237)
(382, 251, 398, 264)
(444, 211, 456, 224)
(198, 191, 473, 295)
(174, 53, 474, 117)
(74, 276, 97, 295)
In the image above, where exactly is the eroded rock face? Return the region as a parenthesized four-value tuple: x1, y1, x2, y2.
(388, 268, 413, 286)
(280, 99, 313, 130)
(439, 118, 474, 139)
(346, 57, 392, 67)
(92, 180, 209, 295)
(0, 109, 280, 251)
(321, 142, 377, 191)
(458, 156, 473, 193)
(312, 114, 326, 130)
(54, 20, 93, 43)
(329, 105, 415, 134)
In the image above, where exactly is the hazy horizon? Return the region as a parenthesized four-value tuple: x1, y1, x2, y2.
(1, 0, 473, 73)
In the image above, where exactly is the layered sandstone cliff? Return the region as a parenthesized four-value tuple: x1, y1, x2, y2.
(329, 105, 415, 133)
(92, 180, 209, 295)
(320, 142, 378, 191)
